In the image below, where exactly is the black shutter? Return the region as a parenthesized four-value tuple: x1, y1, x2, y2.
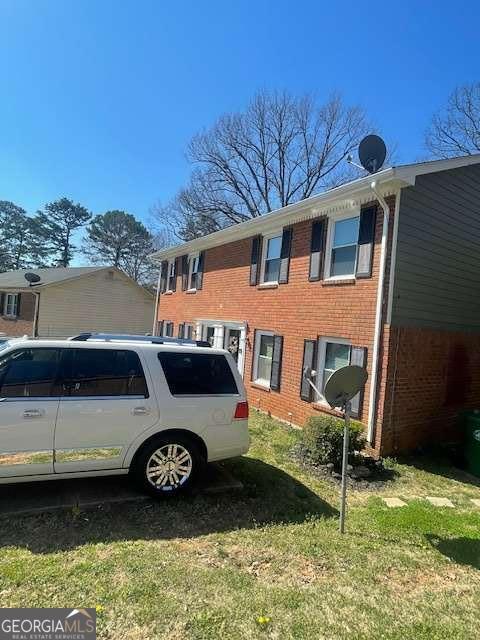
(171, 258, 177, 292)
(196, 251, 205, 290)
(181, 255, 189, 291)
(158, 320, 164, 336)
(178, 322, 184, 338)
(16, 293, 21, 317)
(309, 218, 326, 281)
(270, 335, 283, 391)
(250, 236, 262, 286)
(186, 324, 193, 339)
(349, 346, 367, 418)
(250, 329, 259, 380)
(0, 293, 5, 315)
(300, 339, 317, 401)
(356, 206, 376, 278)
(159, 261, 168, 293)
(278, 227, 293, 284)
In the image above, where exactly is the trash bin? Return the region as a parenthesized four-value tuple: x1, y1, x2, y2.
(464, 410, 480, 477)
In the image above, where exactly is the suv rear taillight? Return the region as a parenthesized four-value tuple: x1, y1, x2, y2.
(234, 401, 249, 420)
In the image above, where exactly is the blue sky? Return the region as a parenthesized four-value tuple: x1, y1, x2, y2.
(0, 0, 478, 229)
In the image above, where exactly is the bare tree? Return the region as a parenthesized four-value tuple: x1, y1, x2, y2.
(154, 90, 370, 240)
(425, 83, 480, 158)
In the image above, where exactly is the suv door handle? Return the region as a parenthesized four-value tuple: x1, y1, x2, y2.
(23, 408, 45, 419)
(132, 406, 150, 416)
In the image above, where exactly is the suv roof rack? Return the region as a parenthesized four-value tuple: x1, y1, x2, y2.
(69, 333, 212, 348)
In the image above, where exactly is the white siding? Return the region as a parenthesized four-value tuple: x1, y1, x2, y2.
(37, 269, 154, 337)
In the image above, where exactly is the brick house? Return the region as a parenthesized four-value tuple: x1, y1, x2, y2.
(0, 266, 154, 338)
(150, 155, 480, 456)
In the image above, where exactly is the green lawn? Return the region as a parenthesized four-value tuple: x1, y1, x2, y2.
(1, 411, 480, 639)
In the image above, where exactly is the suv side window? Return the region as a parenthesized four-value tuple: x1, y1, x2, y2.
(66, 348, 148, 397)
(158, 352, 238, 396)
(0, 348, 62, 398)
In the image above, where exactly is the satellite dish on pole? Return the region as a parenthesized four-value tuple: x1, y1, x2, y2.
(358, 134, 387, 174)
(324, 365, 368, 410)
(324, 364, 368, 534)
(24, 272, 41, 286)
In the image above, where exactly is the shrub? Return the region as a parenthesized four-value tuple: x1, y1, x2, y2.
(301, 413, 366, 468)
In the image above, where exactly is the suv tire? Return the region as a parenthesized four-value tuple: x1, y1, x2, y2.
(131, 434, 205, 497)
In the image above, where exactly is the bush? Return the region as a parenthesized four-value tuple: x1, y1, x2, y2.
(301, 414, 366, 469)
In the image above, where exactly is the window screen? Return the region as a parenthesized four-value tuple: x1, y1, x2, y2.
(0, 348, 61, 397)
(158, 352, 238, 395)
(67, 349, 148, 397)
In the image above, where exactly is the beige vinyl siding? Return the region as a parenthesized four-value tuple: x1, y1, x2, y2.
(37, 268, 153, 337)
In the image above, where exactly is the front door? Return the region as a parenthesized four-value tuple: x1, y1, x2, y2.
(0, 347, 61, 477)
(54, 347, 159, 473)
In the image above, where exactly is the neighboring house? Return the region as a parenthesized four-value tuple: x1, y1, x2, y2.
(0, 266, 154, 338)
(150, 155, 480, 456)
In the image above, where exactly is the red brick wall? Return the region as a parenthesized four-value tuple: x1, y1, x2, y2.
(157, 197, 398, 454)
(379, 326, 480, 454)
(0, 292, 35, 337)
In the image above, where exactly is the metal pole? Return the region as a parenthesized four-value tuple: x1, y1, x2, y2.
(339, 400, 351, 534)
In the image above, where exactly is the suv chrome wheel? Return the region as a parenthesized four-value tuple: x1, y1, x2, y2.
(146, 443, 193, 491)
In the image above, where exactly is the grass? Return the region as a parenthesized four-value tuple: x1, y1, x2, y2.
(1, 410, 480, 639)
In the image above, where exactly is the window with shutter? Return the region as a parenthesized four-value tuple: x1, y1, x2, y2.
(260, 232, 282, 284)
(159, 261, 168, 294)
(252, 330, 283, 391)
(315, 337, 352, 404)
(181, 255, 189, 290)
(178, 323, 185, 338)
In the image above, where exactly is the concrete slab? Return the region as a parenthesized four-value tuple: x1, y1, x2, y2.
(0, 463, 243, 517)
(426, 496, 455, 508)
(470, 498, 480, 508)
(382, 497, 407, 508)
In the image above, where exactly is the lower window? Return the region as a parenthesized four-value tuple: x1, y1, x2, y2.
(318, 338, 351, 398)
(4, 293, 19, 317)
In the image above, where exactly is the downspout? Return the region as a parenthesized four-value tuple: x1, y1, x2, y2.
(152, 267, 161, 336)
(32, 291, 40, 338)
(366, 180, 391, 445)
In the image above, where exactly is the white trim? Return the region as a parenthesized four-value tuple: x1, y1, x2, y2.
(252, 330, 274, 388)
(315, 337, 351, 405)
(323, 211, 361, 281)
(259, 229, 283, 285)
(386, 191, 402, 325)
(3, 293, 19, 318)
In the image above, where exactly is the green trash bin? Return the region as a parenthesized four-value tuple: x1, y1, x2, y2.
(464, 410, 480, 477)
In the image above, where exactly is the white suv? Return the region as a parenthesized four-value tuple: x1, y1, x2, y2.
(0, 334, 250, 496)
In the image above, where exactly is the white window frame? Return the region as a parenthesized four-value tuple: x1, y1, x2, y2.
(188, 252, 200, 291)
(252, 329, 274, 388)
(260, 230, 283, 285)
(323, 211, 361, 281)
(4, 293, 18, 318)
(166, 259, 176, 292)
(315, 336, 351, 405)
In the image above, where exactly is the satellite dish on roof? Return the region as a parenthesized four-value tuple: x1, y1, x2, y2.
(24, 272, 41, 285)
(358, 134, 387, 174)
(324, 365, 368, 410)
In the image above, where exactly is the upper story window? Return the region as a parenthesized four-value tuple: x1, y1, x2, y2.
(325, 215, 360, 279)
(261, 233, 282, 284)
(188, 253, 200, 290)
(166, 259, 176, 292)
(4, 293, 19, 318)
